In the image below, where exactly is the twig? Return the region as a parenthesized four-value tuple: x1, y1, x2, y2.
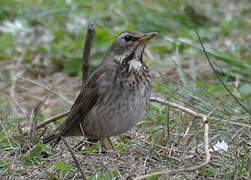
(82, 22, 95, 84)
(23, 111, 69, 135)
(62, 138, 87, 180)
(150, 97, 204, 118)
(220, 119, 251, 128)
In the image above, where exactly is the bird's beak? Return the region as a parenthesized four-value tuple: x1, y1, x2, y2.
(138, 32, 158, 41)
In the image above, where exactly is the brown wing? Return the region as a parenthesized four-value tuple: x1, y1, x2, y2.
(59, 66, 107, 137)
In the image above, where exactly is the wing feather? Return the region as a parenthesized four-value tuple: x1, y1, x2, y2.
(59, 66, 107, 137)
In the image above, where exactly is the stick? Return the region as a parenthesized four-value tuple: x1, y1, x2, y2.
(23, 112, 69, 135)
(150, 97, 204, 118)
(82, 22, 95, 84)
(62, 138, 87, 180)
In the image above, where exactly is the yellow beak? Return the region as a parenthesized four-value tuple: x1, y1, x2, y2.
(138, 32, 158, 41)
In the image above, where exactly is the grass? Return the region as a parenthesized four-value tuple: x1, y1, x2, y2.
(0, 0, 251, 179)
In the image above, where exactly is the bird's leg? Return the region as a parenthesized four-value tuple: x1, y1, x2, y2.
(99, 138, 116, 152)
(107, 137, 115, 149)
(75, 122, 92, 150)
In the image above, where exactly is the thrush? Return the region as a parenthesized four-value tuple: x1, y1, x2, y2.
(43, 31, 157, 145)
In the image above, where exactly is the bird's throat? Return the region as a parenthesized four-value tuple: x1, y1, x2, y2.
(128, 59, 142, 71)
(113, 50, 144, 72)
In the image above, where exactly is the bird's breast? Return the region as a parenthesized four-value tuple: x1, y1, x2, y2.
(82, 70, 151, 139)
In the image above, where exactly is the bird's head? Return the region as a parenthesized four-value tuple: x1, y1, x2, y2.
(105, 31, 157, 71)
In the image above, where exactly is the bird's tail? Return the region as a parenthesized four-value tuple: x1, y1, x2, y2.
(43, 131, 61, 146)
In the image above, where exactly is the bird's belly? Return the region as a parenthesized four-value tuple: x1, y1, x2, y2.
(82, 87, 149, 139)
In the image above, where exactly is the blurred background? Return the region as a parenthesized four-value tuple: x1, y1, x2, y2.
(0, 0, 251, 179)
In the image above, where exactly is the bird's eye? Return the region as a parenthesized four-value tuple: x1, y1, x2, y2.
(124, 35, 133, 41)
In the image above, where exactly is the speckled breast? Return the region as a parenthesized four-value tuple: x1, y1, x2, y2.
(82, 67, 151, 139)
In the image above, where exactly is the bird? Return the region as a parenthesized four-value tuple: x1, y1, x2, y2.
(43, 31, 157, 146)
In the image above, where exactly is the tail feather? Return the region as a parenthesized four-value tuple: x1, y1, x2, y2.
(43, 132, 61, 146)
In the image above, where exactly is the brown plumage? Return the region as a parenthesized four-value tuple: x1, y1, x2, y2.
(43, 31, 157, 145)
